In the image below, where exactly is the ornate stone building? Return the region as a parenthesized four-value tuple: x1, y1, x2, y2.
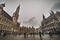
(41, 10, 60, 33)
(0, 3, 20, 33)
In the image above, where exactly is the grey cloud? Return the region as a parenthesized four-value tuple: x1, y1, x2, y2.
(52, 2, 60, 11)
(23, 17, 38, 26)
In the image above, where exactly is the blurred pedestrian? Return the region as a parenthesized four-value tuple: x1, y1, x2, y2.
(49, 32, 52, 37)
(26, 32, 28, 38)
(24, 32, 26, 38)
(39, 31, 42, 40)
(33, 33, 35, 38)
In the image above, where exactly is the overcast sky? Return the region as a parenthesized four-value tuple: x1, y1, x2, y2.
(0, 0, 60, 28)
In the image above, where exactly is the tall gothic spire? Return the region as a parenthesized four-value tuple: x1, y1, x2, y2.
(13, 4, 20, 23)
(15, 4, 20, 15)
(13, 4, 20, 20)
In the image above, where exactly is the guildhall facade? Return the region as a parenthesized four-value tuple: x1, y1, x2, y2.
(41, 10, 60, 33)
(0, 3, 20, 33)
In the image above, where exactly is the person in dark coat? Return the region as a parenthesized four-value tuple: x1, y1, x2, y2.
(24, 32, 26, 38)
(49, 32, 52, 37)
(39, 31, 42, 40)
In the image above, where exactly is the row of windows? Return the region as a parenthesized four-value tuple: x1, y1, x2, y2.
(0, 15, 15, 27)
(0, 24, 14, 31)
(0, 15, 18, 31)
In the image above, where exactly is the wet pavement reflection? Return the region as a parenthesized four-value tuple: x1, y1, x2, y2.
(0, 35, 60, 40)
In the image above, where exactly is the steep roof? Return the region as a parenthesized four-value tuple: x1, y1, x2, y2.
(41, 11, 59, 24)
(47, 14, 58, 22)
(2, 10, 13, 21)
(0, 3, 12, 21)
